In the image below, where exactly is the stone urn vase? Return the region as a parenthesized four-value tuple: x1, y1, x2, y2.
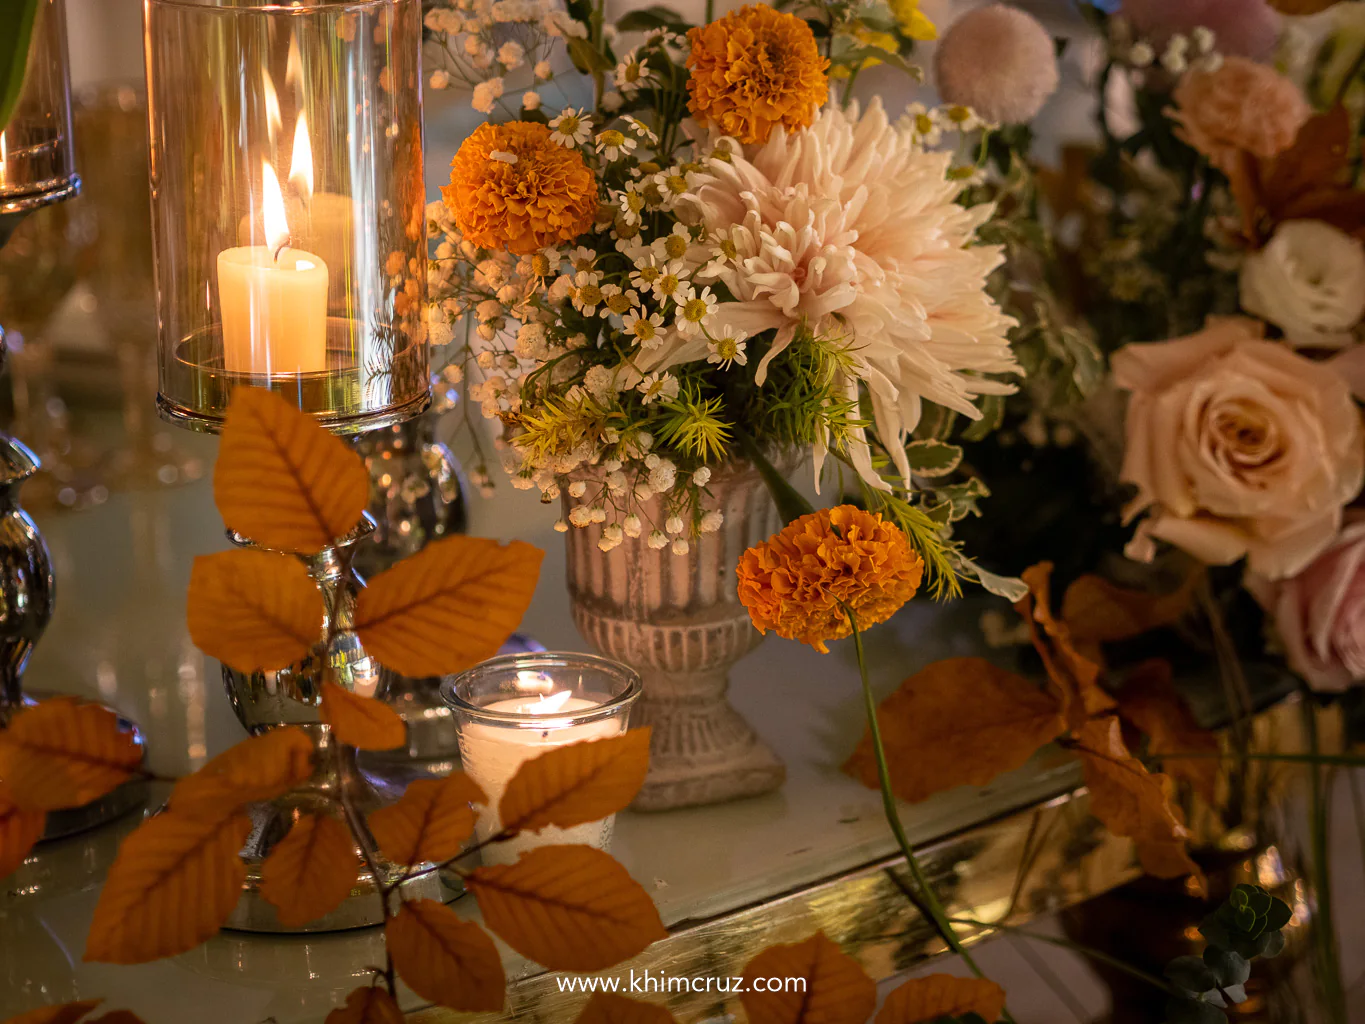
(561, 455, 789, 811)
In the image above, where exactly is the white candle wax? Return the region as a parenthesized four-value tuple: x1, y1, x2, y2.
(459, 695, 621, 865)
(216, 245, 329, 374)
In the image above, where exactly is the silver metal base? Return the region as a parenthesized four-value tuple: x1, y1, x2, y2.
(4, 694, 149, 840)
(222, 742, 450, 934)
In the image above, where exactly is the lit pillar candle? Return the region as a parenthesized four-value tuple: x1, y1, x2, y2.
(457, 687, 622, 865)
(216, 159, 329, 375)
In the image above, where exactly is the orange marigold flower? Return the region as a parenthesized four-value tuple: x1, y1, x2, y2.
(737, 505, 924, 653)
(685, 4, 829, 146)
(442, 121, 598, 255)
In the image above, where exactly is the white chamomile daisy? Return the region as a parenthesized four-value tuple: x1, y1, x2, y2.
(706, 325, 749, 369)
(617, 182, 648, 226)
(652, 266, 685, 304)
(595, 128, 637, 162)
(629, 253, 667, 292)
(548, 108, 592, 148)
(613, 49, 657, 96)
(903, 103, 943, 147)
(675, 286, 718, 336)
(621, 115, 658, 145)
(654, 165, 697, 207)
(652, 223, 694, 265)
(636, 371, 679, 405)
(599, 284, 639, 318)
(623, 310, 666, 349)
(572, 280, 605, 315)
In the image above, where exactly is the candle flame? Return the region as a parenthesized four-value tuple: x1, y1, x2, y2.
(528, 690, 574, 713)
(290, 113, 314, 202)
(286, 34, 303, 93)
(262, 71, 283, 144)
(262, 160, 290, 257)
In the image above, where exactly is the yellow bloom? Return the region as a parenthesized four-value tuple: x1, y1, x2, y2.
(888, 0, 937, 40)
(442, 121, 597, 255)
(686, 4, 829, 145)
(736, 505, 924, 653)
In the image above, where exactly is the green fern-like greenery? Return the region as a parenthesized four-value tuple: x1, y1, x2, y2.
(657, 385, 733, 462)
(859, 481, 963, 601)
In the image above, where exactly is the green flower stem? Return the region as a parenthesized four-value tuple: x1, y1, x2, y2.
(847, 609, 1014, 1024)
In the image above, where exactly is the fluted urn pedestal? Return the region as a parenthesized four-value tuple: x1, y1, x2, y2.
(562, 457, 787, 811)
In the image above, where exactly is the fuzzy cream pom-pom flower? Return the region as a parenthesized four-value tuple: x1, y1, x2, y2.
(934, 4, 1059, 125)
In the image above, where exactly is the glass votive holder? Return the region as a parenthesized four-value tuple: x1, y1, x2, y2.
(441, 653, 642, 866)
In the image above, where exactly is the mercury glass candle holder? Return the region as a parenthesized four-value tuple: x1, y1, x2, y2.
(442, 653, 642, 866)
(142, 0, 430, 434)
(0, 0, 81, 232)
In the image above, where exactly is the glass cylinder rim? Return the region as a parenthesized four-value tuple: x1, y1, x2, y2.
(144, 0, 398, 13)
(441, 652, 643, 727)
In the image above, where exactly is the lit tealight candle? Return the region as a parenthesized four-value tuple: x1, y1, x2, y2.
(454, 669, 634, 865)
(216, 158, 329, 375)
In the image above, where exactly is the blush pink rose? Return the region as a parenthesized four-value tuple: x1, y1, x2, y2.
(1249, 515, 1365, 691)
(1114, 317, 1365, 581)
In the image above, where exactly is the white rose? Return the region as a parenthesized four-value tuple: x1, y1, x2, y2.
(1240, 220, 1365, 349)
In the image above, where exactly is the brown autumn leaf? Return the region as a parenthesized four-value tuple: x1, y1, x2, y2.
(187, 549, 324, 674)
(842, 658, 1065, 804)
(500, 729, 652, 834)
(86, 1014, 148, 1024)
(1116, 659, 1220, 804)
(467, 844, 667, 971)
(386, 899, 505, 1012)
(368, 771, 485, 866)
(1074, 717, 1200, 881)
(0, 698, 142, 811)
(1016, 563, 1116, 731)
(876, 974, 1007, 1024)
(320, 681, 406, 751)
(259, 813, 360, 928)
(1061, 571, 1198, 647)
(740, 931, 876, 1024)
(0, 1001, 104, 1024)
(214, 387, 369, 555)
(324, 987, 404, 1024)
(85, 809, 251, 963)
(353, 535, 543, 679)
(0, 785, 45, 878)
(169, 726, 314, 817)
(575, 993, 678, 1024)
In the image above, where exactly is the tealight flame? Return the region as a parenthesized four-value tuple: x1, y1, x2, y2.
(290, 112, 314, 202)
(285, 33, 303, 93)
(528, 690, 573, 714)
(262, 71, 283, 144)
(262, 160, 290, 258)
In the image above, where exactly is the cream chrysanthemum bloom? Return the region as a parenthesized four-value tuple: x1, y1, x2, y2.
(686, 99, 1018, 486)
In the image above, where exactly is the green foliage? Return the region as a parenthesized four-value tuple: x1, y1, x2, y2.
(615, 5, 692, 33)
(905, 439, 963, 479)
(0, 0, 41, 131)
(656, 387, 733, 463)
(1162, 885, 1292, 1024)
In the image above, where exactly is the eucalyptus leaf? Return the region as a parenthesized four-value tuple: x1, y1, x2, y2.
(0, 0, 42, 132)
(567, 36, 615, 75)
(616, 5, 690, 32)
(954, 555, 1029, 603)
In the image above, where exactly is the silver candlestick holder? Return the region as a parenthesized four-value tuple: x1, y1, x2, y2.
(219, 514, 445, 932)
(0, 0, 148, 838)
